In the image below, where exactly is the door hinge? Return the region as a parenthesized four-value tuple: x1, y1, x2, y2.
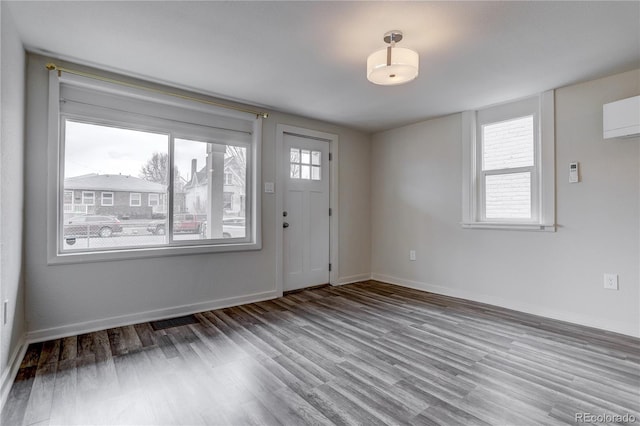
(329, 263, 332, 272)
(329, 208, 332, 216)
(328, 152, 333, 161)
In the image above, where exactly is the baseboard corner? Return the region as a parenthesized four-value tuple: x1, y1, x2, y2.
(1, 334, 28, 412)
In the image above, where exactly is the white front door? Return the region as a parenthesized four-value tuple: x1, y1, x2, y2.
(283, 133, 330, 291)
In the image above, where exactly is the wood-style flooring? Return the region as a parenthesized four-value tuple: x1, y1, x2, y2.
(2, 281, 639, 425)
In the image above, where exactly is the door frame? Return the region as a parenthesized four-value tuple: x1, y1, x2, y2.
(275, 124, 339, 296)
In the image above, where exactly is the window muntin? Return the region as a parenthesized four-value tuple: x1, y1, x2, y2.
(290, 148, 321, 181)
(101, 192, 114, 206)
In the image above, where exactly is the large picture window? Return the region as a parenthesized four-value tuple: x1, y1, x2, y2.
(50, 69, 261, 262)
(462, 92, 555, 231)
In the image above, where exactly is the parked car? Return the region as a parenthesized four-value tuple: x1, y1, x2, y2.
(222, 217, 246, 238)
(147, 213, 204, 235)
(64, 215, 123, 238)
(201, 217, 246, 238)
(147, 215, 246, 238)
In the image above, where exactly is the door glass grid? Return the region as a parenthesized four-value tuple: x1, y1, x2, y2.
(290, 148, 321, 180)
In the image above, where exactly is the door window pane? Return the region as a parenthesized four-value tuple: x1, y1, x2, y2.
(311, 166, 321, 180)
(290, 164, 300, 179)
(290, 148, 300, 163)
(301, 150, 310, 164)
(301, 165, 310, 179)
(311, 151, 321, 165)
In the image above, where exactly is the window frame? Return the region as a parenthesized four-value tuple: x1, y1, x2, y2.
(82, 191, 95, 206)
(101, 191, 114, 206)
(129, 192, 142, 207)
(223, 171, 233, 185)
(461, 91, 555, 231)
(47, 68, 262, 264)
(64, 190, 73, 205)
(148, 193, 159, 207)
(223, 191, 233, 210)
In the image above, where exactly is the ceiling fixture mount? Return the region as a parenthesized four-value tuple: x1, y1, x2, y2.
(367, 30, 419, 86)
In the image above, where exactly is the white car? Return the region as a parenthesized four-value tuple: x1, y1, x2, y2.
(222, 217, 246, 238)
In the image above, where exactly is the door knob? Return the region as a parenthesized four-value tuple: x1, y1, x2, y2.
(283, 222, 289, 228)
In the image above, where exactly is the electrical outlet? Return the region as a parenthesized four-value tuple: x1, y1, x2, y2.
(604, 273, 619, 290)
(409, 250, 416, 261)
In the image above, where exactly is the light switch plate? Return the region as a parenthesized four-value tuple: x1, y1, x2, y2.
(264, 182, 275, 193)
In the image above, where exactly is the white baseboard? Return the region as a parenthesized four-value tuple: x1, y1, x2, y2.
(334, 273, 371, 286)
(371, 273, 639, 338)
(1, 334, 27, 412)
(26, 289, 280, 343)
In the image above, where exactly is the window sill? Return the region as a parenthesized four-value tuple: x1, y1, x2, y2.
(461, 222, 556, 232)
(48, 241, 262, 265)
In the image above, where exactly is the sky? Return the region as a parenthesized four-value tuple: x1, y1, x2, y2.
(65, 120, 210, 182)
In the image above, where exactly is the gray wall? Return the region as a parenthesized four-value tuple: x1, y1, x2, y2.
(371, 69, 640, 337)
(0, 2, 26, 386)
(24, 54, 371, 338)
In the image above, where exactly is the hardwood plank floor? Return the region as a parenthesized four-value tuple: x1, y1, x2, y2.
(3, 281, 639, 425)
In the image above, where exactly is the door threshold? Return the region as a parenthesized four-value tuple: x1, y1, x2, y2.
(283, 283, 330, 295)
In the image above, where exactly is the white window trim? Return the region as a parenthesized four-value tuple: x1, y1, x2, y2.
(129, 193, 142, 207)
(462, 90, 555, 232)
(224, 172, 233, 185)
(101, 192, 114, 206)
(148, 193, 159, 207)
(47, 67, 263, 265)
(82, 191, 95, 206)
(64, 190, 74, 205)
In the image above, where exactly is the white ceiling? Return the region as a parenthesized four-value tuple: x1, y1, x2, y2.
(7, 1, 640, 132)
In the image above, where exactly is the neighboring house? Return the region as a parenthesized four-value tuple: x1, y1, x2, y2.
(184, 155, 245, 217)
(64, 173, 167, 220)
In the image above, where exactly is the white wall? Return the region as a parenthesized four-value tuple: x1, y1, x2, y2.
(372, 69, 640, 337)
(0, 2, 26, 403)
(24, 54, 371, 339)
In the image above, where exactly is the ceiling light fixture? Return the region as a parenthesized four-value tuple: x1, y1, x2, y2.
(367, 30, 419, 86)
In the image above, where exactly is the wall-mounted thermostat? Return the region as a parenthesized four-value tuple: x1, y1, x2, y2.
(569, 162, 579, 183)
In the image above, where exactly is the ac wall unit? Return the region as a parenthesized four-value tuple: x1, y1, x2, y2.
(603, 95, 640, 139)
